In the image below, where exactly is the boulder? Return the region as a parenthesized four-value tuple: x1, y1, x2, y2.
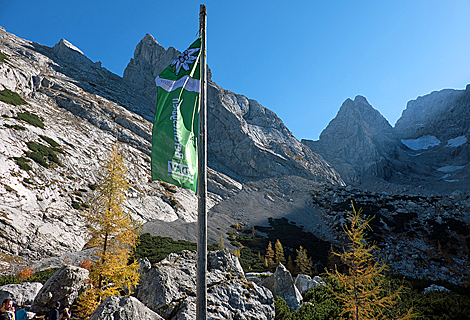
(89, 296, 163, 320)
(31, 265, 89, 313)
(135, 249, 274, 320)
(259, 264, 302, 311)
(294, 274, 326, 294)
(0, 282, 43, 306)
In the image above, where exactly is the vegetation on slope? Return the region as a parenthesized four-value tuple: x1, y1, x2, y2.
(0, 89, 27, 106)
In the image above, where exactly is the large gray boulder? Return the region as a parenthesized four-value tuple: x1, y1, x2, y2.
(0, 282, 43, 306)
(135, 250, 274, 320)
(259, 263, 302, 311)
(89, 296, 163, 320)
(31, 265, 89, 312)
(294, 274, 326, 294)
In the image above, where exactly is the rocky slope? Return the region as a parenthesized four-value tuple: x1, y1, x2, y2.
(0, 26, 342, 267)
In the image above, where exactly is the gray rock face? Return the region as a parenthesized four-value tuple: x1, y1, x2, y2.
(303, 96, 401, 184)
(294, 274, 325, 294)
(395, 87, 470, 140)
(122, 33, 344, 186)
(89, 296, 164, 320)
(123, 33, 179, 104)
(259, 264, 302, 311)
(135, 250, 274, 320)
(31, 265, 88, 312)
(0, 282, 43, 306)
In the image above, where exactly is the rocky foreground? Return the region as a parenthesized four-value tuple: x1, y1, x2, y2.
(0, 250, 327, 320)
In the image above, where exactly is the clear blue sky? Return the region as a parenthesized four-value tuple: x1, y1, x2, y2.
(2, 1, 470, 140)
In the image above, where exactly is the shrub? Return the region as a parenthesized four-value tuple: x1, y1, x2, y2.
(25, 151, 49, 168)
(3, 123, 26, 130)
(15, 110, 44, 128)
(17, 267, 34, 282)
(88, 184, 97, 190)
(39, 135, 60, 147)
(14, 157, 32, 171)
(71, 201, 81, 210)
(0, 89, 26, 106)
(0, 52, 7, 63)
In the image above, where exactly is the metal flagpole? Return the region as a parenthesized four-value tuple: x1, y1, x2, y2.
(196, 4, 207, 320)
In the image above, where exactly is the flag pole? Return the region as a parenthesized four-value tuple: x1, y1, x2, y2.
(197, 4, 207, 320)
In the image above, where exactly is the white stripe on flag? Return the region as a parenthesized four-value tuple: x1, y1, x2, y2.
(156, 75, 200, 93)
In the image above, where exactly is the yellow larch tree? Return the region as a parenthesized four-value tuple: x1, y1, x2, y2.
(77, 144, 141, 318)
(326, 202, 414, 320)
(274, 239, 286, 265)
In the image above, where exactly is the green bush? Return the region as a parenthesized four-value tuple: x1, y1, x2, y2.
(39, 135, 60, 147)
(25, 151, 49, 168)
(71, 201, 81, 210)
(25, 141, 62, 166)
(14, 157, 32, 171)
(134, 233, 219, 265)
(15, 111, 44, 128)
(0, 89, 27, 106)
(3, 123, 26, 130)
(88, 184, 97, 190)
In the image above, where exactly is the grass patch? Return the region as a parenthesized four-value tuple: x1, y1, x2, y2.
(134, 233, 219, 265)
(0, 89, 27, 106)
(13, 157, 32, 171)
(88, 184, 97, 191)
(3, 123, 26, 130)
(15, 111, 44, 129)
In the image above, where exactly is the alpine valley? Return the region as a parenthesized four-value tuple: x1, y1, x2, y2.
(0, 26, 469, 317)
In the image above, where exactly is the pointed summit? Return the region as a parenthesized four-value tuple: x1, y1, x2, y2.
(303, 96, 400, 183)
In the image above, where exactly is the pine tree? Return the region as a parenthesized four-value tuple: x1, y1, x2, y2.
(294, 246, 312, 276)
(77, 144, 141, 318)
(265, 241, 275, 266)
(274, 239, 286, 265)
(326, 202, 414, 320)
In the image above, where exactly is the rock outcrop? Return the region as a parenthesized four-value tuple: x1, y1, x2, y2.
(31, 265, 89, 313)
(89, 296, 164, 320)
(135, 250, 274, 320)
(0, 282, 43, 306)
(294, 274, 326, 294)
(259, 264, 302, 311)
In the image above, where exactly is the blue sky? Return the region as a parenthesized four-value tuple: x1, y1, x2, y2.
(2, 1, 470, 140)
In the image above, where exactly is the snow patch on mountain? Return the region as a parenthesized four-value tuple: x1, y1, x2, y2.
(437, 165, 465, 172)
(401, 136, 440, 150)
(446, 135, 467, 147)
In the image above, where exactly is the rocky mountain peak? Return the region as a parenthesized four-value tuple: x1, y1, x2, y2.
(303, 96, 399, 183)
(395, 87, 470, 141)
(123, 34, 179, 104)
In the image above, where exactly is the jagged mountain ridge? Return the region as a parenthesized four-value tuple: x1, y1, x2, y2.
(0, 27, 341, 264)
(303, 91, 470, 194)
(123, 34, 343, 185)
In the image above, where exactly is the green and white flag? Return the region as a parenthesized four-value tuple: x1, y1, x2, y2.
(151, 38, 201, 192)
